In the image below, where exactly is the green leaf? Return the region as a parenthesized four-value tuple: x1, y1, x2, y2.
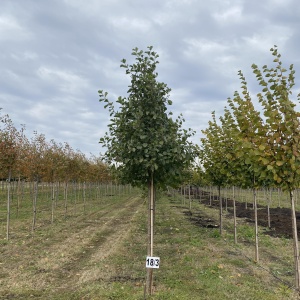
(245, 158, 251, 165)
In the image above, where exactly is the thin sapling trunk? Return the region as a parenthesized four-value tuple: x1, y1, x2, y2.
(233, 186, 237, 244)
(253, 188, 259, 262)
(145, 174, 155, 297)
(290, 190, 300, 289)
(218, 185, 223, 236)
(6, 167, 12, 240)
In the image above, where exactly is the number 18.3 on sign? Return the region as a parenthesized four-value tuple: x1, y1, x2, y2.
(146, 256, 160, 269)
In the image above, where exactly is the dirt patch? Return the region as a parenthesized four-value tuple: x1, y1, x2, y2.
(192, 190, 298, 239)
(182, 210, 219, 228)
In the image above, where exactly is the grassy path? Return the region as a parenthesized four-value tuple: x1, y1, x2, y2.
(1, 192, 300, 299)
(0, 195, 143, 299)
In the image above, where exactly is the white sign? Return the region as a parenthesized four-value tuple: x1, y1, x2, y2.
(146, 256, 160, 269)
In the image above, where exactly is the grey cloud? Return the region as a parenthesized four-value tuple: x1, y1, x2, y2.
(1, 0, 300, 156)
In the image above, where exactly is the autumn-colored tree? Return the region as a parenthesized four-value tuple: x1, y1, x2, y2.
(0, 111, 19, 239)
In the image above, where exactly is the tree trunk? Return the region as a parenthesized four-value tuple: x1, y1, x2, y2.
(266, 188, 271, 229)
(64, 181, 68, 219)
(51, 182, 55, 224)
(253, 188, 259, 262)
(290, 190, 300, 289)
(32, 180, 38, 232)
(6, 167, 12, 240)
(55, 182, 59, 208)
(73, 182, 77, 216)
(16, 176, 21, 218)
(218, 185, 223, 236)
(233, 186, 237, 244)
(83, 181, 86, 213)
(145, 173, 155, 297)
(189, 184, 192, 211)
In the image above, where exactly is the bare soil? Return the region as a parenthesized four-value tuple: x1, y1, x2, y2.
(194, 190, 298, 239)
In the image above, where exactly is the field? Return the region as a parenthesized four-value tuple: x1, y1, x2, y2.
(200, 187, 300, 239)
(1, 184, 300, 299)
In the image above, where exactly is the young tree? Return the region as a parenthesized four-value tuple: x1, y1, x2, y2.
(0, 111, 18, 240)
(200, 105, 256, 241)
(200, 111, 233, 236)
(218, 107, 245, 244)
(98, 46, 197, 296)
(27, 132, 49, 232)
(251, 46, 300, 288)
(226, 79, 267, 262)
(219, 46, 300, 286)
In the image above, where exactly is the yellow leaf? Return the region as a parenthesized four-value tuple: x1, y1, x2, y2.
(259, 145, 265, 151)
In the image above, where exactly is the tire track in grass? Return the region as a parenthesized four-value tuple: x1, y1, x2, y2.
(0, 196, 143, 294)
(74, 195, 144, 285)
(38, 196, 143, 288)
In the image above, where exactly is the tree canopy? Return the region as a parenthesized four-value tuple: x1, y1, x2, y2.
(99, 46, 197, 188)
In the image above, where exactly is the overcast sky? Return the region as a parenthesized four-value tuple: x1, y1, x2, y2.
(1, 0, 300, 157)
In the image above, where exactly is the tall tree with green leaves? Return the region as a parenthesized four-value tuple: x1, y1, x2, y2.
(218, 107, 246, 243)
(225, 46, 300, 287)
(251, 46, 300, 288)
(98, 46, 197, 296)
(200, 111, 230, 236)
(226, 75, 267, 262)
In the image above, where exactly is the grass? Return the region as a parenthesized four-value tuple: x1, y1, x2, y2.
(156, 197, 300, 300)
(77, 194, 299, 299)
(1, 185, 300, 299)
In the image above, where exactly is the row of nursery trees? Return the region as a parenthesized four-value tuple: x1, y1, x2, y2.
(0, 110, 112, 242)
(0, 110, 110, 183)
(99, 45, 300, 295)
(199, 46, 300, 289)
(3, 44, 299, 295)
